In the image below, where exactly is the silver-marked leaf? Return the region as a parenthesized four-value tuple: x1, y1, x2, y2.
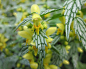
(64, 0, 82, 40)
(14, 15, 32, 32)
(72, 53, 78, 68)
(40, 8, 63, 16)
(74, 17, 86, 49)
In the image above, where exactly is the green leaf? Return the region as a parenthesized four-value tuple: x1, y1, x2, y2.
(51, 45, 67, 65)
(19, 46, 29, 56)
(64, 0, 82, 40)
(72, 53, 78, 68)
(77, 62, 86, 69)
(51, 46, 60, 55)
(45, 13, 62, 21)
(40, 8, 63, 17)
(15, 12, 23, 24)
(14, 15, 32, 32)
(74, 17, 86, 49)
(51, 35, 60, 46)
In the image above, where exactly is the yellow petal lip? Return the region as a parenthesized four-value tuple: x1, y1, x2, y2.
(46, 27, 57, 36)
(23, 53, 33, 60)
(56, 23, 64, 31)
(31, 4, 40, 14)
(46, 37, 53, 43)
(18, 31, 31, 39)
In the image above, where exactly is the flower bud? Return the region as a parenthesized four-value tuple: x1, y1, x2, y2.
(17, 63, 21, 68)
(60, 36, 64, 40)
(63, 60, 69, 65)
(64, 41, 68, 45)
(65, 45, 71, 50)
(78, 47, 83, 53)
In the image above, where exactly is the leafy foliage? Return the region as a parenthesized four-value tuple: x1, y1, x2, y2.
(14, 15, 32, 32)
(74, 17, 86, 49)
(64, 0, 82, 40)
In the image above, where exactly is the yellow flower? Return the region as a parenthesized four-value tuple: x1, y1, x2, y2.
(31, 4, 40, 14)
(56, 23, 64, 35)
(32, 14, 42, 23)
(33, 46, 38, 56)
(46, 27, 57, 37)
(23, 52, 34, 62)
(43, 51, 58, 69)
(45, 27, 57, 53)
(31, 27, 57, 53)
(23, 51, 38, 69)
(0, 34, 8, 51)
(32, 13, 42, 35)
(18, 26, 34, 45)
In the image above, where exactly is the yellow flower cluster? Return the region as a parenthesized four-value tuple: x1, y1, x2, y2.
(0, 34, 8, 51)
(23, 51, 38, 69)
(18, 4, 58, 69)
(43, 50, 58, 69)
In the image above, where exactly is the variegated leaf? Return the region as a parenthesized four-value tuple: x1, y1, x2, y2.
(74, 17, 86, 49)
(64, 0, 82, 40)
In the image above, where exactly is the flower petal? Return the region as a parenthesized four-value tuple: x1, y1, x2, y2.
(31, 40, 35, 46)
(46, 37, 53, 43)
(23, 52, 33, 60)
(23, 26, 34, 36)
(56, 23, 64, 31)
(46, 27, 57, 36)
(18, 31, 32, 39)
(59, 16, 65, 24)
